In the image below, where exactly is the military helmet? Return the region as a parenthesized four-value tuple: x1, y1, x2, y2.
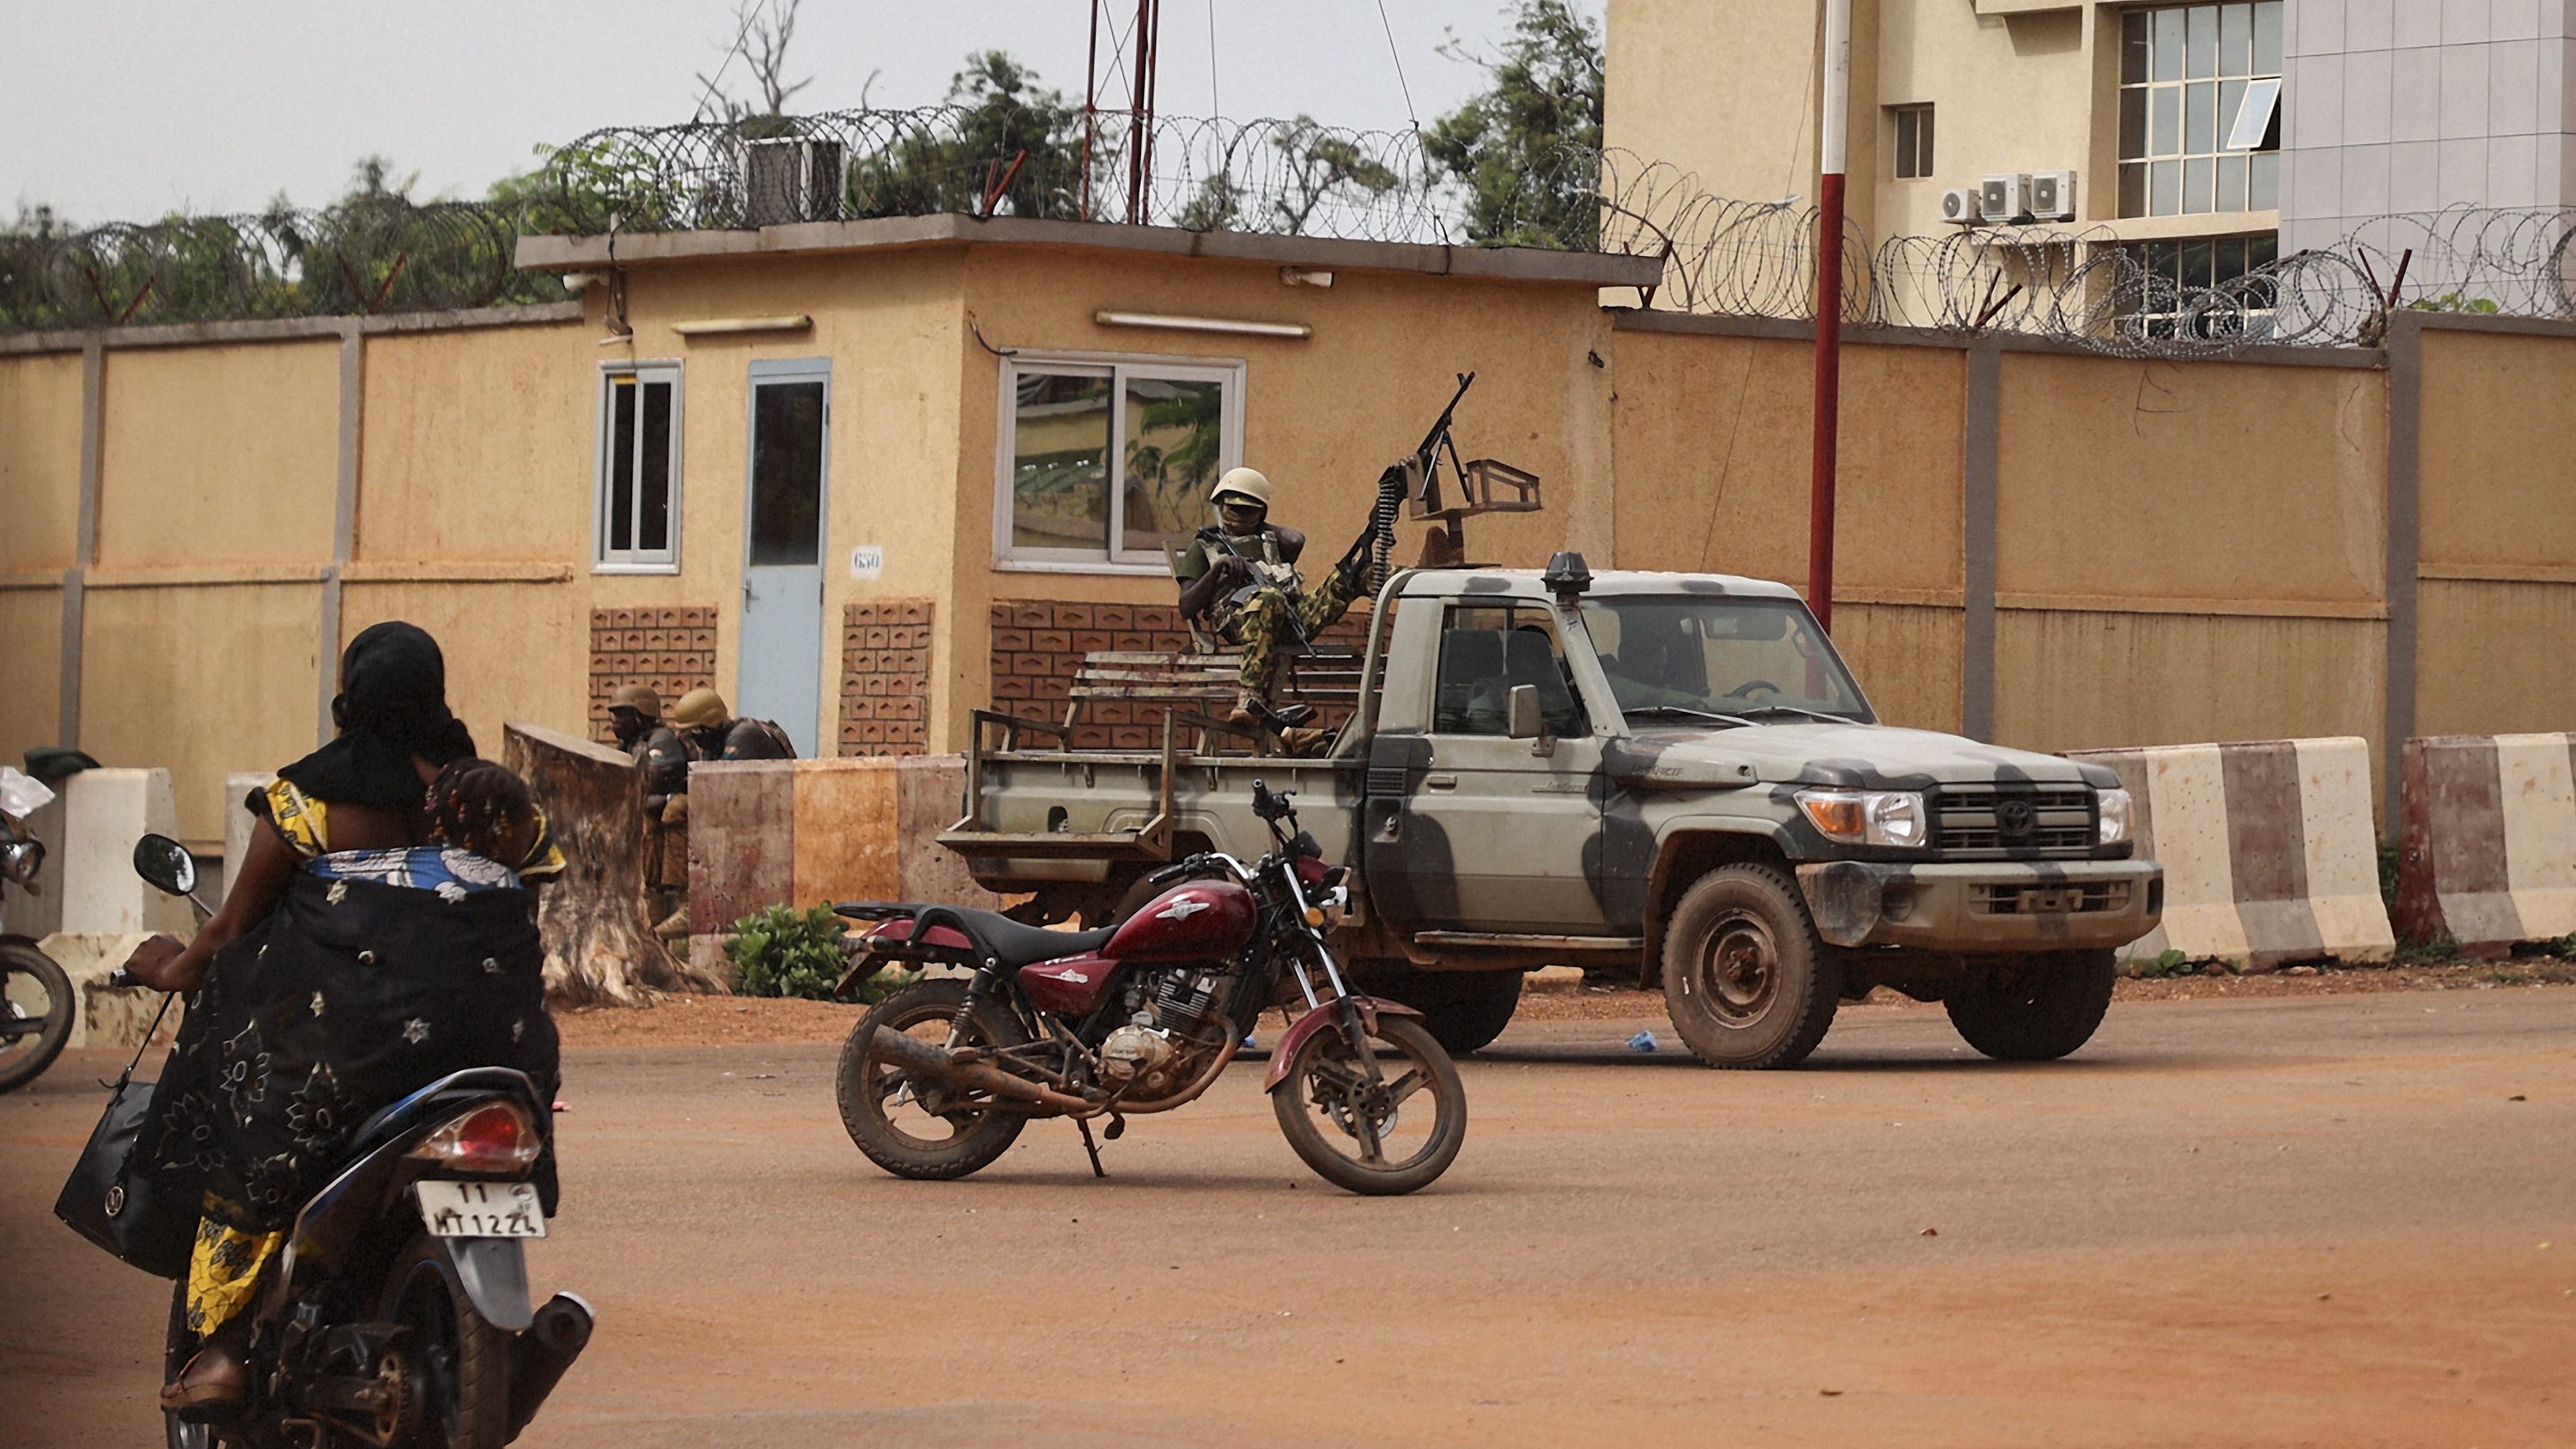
(670, 687, 730, 730)
(1210, 466, 1272, 509)
(610, 682, 661, 716)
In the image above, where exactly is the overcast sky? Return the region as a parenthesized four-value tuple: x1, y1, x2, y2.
(2, 1, 1602, 224)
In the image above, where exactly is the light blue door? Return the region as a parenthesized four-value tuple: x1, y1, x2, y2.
(739, 360, 830, 755)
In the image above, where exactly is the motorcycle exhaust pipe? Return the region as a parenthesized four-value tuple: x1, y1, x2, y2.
(505, 1291, 595, 1440)
(869, 1026, 1095, 1113)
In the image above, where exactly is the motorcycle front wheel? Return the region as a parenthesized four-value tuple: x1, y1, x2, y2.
(0, 941, 74, 1094)
(1272, 1009, 1467, 1196)
(837, 978, 1030, 1181)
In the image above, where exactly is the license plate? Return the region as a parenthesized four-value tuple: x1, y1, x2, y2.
(415, 1180, 547, 1239)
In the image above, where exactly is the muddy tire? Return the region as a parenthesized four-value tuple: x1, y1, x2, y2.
(1352, 960, 1522, 1055)
(0, 942, 74, 1094)
(1272, 1010, 1467, 1196)
(838, 979, 1030, 1181)
(1945, 949, 2117, 1061)
(1659, 864, 1841, 1069)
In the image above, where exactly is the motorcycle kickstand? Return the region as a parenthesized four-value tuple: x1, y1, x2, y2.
(1075, 1116, 1109, 1179)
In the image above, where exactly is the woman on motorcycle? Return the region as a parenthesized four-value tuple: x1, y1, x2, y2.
(121, 622, 565, 1412)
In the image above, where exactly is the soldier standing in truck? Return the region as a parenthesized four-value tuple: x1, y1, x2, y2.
(1173, 466, 1398, 727)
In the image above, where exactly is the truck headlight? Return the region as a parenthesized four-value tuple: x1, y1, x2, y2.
(2097, 788, 2134, 847)
(1795, 788, 1929, 849)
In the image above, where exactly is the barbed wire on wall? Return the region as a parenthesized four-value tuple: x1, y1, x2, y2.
(0, 202, 562, 333)
(9, 107, 2576, 359)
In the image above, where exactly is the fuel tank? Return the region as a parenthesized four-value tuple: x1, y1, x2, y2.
(1020, 955, 1117, 1016)
(1104, 878, 1257, 962)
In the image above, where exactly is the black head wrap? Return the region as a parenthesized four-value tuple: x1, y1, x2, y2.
(277, 622, 478, 807)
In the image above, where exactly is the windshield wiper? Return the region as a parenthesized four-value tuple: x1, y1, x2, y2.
(1725, 703, 1850, 725)
(1622, 705, 1751, 728)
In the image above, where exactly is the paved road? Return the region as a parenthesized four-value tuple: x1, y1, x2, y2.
(7, 989, 2573, 1447)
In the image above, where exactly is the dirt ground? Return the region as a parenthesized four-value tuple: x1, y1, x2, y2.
(7, 979, 2573, 1447)
(548, 955, 2576, 1049)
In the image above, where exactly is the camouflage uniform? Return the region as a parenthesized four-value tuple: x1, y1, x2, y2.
(1176, 524, 1358, 694)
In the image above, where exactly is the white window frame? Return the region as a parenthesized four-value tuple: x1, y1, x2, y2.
(993, 350, 1247, 575)
(594, 361, 683, 574)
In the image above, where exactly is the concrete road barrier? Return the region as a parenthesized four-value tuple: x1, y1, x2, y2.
(58, 769, 192, 937)
(2397, 733, 2576, 956)
(687, 756, 1012, 973)
(2066, 737, 2393, 971)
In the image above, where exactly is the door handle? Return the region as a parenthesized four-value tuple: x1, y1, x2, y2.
(1424, 774, 1457, 789)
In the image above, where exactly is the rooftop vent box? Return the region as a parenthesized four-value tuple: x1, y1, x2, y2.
(2029, 171, 2077, 222)
(1979, 173, 2032, 224)
(734, 137, 847, 228)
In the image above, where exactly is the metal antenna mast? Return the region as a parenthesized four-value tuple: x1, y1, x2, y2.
(1083, 0, 1163, 224)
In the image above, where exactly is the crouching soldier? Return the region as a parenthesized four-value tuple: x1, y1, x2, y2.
(648, 688, 796, 937)
(606, 683, 691, 922)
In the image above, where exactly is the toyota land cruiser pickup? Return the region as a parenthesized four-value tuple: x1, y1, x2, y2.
(939, 556, 2162, 1068)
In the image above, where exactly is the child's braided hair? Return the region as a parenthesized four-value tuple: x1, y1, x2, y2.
(424, 758, 537, 866)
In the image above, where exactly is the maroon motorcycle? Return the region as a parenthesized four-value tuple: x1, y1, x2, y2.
(830, 782, 1467, 1196)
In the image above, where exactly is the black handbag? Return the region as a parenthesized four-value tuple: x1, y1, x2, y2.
(53, 995, 197, 1279)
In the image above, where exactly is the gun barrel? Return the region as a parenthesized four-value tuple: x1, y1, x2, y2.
(1412, 371, 1477, 460)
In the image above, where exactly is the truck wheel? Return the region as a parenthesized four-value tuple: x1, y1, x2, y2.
(1660, 865, 1840, 1069)
(1350, 960, 1522, 1055)
(1945, 948, 2116, 1061)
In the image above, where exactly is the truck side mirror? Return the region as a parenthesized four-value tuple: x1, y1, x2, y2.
(1505, 685, 1546, 742)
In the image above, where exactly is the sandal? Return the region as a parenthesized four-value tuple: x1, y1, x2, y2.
(160, 1340, 248, 1411)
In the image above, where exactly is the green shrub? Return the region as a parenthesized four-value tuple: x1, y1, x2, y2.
(2132, 949, 2194, 979)
(725, 904, 917, 1003)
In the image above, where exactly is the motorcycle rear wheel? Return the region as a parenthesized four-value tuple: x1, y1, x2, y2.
(380, 1234, 511, 1449)
(0, 941, 74, 1094)
(838, 979, 1031, 1181)
(1272, 1010, 1467, 1196)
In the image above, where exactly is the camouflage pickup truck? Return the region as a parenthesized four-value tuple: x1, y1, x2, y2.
(941, 555, 2162, 1068)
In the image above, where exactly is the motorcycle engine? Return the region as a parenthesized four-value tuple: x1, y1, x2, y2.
(1100, 968, 1226, 1093)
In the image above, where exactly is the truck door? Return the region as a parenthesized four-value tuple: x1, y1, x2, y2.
(1368, 602, 1609, 933)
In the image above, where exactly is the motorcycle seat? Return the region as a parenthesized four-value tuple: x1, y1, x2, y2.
(930, 908, 1113, 969)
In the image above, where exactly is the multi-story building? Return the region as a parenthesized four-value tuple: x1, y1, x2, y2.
(1606, 0, 2576, 325)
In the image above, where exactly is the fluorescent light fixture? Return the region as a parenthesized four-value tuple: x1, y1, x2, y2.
(670, 314, 813, 336)
(1092, 309, 1311, 338)
(2225, 77, 2282, 151)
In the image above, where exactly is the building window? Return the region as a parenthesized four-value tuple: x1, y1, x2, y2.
(996, 356, 1243, 568)
(2118, 234, 2280, 338)
(2117, 2, 2282, 218)
(1891, 105, 1935, 180)
(597, 363, 681, 571)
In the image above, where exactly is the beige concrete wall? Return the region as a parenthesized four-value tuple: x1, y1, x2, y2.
(1870, 1, 2098, 237)
(0, 588, 63, 763)
(95, 340, 341, 567)
(81, 581, 322, 847)
(339, 580, 590, 768)
(1993, 610, 2386, 756)
(1996, 353, 2386, 606)
(0, 351, 85, 572)
(1606, 1, 1837, 222)
(359, 324, 593, 563)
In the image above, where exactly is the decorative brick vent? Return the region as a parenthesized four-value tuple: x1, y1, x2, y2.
(589, 606, 720, 742)
(987, 599, 1371, 750)
(840, 599, 933, 756)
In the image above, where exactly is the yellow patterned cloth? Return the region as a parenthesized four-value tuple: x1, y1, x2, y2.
(260, 778, 565, 880)
(185, 1208, 284, 1334)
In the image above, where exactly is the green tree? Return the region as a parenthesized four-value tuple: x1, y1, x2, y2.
(1423, 0, 1605, 247)
(850, 52, 1086, 220)
(1267, 115, 1400, 236)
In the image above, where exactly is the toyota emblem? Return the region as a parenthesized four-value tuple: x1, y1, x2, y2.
(1997, 799, 2037, 838)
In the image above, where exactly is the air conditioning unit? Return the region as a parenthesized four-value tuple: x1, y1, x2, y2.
(1941, 187, 1982, 225)
(733, 137, 847, 228)
(2028, 170, 2078, 222)
(1979, 173, 2032, 224)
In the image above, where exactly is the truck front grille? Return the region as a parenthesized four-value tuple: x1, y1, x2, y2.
(1971, 881, 2131, 915)
(1931, 785, 2096, 859)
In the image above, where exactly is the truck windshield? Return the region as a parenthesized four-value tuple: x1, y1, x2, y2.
(1578, 597, 1871, 724)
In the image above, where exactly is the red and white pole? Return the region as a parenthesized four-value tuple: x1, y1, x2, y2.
(1809, 0, 1851, 633)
